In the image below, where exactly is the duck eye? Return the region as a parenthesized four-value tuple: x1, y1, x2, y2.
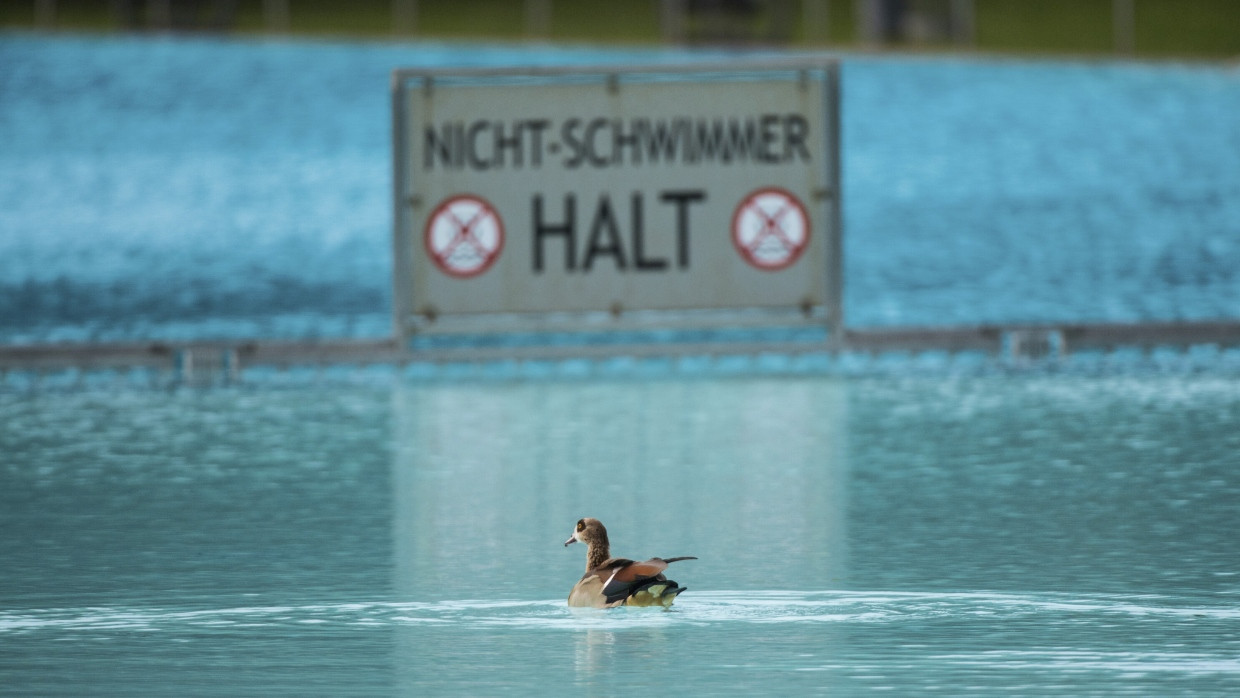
(576, 521, 584, 532)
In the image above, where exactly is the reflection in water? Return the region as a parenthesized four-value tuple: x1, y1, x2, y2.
(389, 377, 849, 691)
(4, 373, 1238, 693)
(572, 625, 676, 688)
(390, 378, 849, 599)
(573, 626, 616, 683)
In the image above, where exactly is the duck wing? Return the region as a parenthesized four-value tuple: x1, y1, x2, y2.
(599, 556, 697, 606)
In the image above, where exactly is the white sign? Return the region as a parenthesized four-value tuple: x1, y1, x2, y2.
(392, 61, 841, 334)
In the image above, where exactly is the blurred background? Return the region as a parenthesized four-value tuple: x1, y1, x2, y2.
(4, 6, 1240, 694)
(2, 1, 1238, 351)
(3, 0, 1240, 57)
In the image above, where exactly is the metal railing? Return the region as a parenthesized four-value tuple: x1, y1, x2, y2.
(3, 321, 1240, 378)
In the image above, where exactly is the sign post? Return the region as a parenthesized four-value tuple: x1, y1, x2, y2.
(392, 60, 841, 349)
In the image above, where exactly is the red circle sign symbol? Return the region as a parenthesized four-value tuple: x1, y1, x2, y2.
(731, 187, 810, 271)
(424, 194, 505, 278)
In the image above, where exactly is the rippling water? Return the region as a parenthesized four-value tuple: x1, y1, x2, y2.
(4, 31, 1239, 695)
(3, 374, 1238, 694)
(4, 591, 1237, 694)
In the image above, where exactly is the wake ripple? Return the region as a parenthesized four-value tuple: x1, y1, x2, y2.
(3, 590, 1237, 635)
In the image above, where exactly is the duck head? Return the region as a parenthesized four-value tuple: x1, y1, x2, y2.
(564, 517, 608, 548)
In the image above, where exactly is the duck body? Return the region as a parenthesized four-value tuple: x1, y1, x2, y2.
(564, 518, 696, 608)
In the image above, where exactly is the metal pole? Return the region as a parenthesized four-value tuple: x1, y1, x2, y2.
(148, 0, 172, 29)
(1113, 0, 1135, 54)
(177, 349, 193, 385)
(803, 0, 830, 44)
(392, 0, 417, 35)
(661, 0, 685, 44)
(854, 0, 897, 47)
(854, 0, 873, 45)
(224, 348, 241, 385)
(524, 0, 551, 38)
(34, 0, 55, 28)
(950, 0, 974, 47)
(391, 74, 415, 343)
(263, 0, 290, 33)
(825, 62, 844, 343)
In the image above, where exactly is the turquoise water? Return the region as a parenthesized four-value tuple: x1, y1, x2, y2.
(3, 33, 1240, 695)
(2, 35, 1239, 342)
(3, 374, 1239, 694)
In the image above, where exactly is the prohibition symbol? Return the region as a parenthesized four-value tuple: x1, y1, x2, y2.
(424, 194, 505, 278)
(731, 187, 810, 271)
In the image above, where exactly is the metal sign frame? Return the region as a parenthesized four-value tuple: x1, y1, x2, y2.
(391, 59, 841, 343)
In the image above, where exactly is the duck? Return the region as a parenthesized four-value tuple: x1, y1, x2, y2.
(563, 517, 696, 608)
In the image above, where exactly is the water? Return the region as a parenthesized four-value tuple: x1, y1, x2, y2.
(3, 375, 1239, 694)
(3, 33, 1240, 694)
(2, 35, 1239, 343)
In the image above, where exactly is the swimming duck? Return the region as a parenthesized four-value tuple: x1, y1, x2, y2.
(564, 517, 696, 608)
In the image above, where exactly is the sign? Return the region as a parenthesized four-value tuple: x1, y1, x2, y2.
(392, 61, 841, 336)
(732, 187, 811, 271)
(424, 194, 504, 278)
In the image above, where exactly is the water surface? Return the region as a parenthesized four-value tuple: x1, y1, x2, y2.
(3, 373, 1238, 694)
(2, 35, 1238, 342)
(3, 32, 1239, 696)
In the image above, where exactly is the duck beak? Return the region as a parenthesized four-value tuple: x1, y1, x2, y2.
(564, 534, 577, 547)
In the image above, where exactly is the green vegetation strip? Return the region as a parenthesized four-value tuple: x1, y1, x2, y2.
(2, 1, 1238, 58)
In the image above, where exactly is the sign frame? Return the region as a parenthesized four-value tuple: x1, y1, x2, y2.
(391, 59, 841, 343)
